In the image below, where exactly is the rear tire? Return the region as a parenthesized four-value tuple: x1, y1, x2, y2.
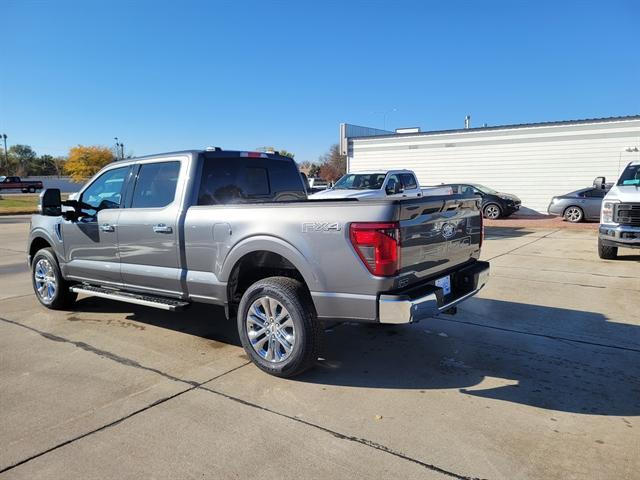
(237, 276, 321, 378)
(28, 186, 36, 193)
(597, 239, 618, 260)
(31, 248, 77, 309)
(564, 206, 584, 223)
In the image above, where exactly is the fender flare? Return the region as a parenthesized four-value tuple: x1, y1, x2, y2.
(220, 235, 324, 292)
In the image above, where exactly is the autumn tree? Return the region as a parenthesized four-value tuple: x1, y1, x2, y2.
(64, 145, 115, 181)
(317, 144, 346, 182)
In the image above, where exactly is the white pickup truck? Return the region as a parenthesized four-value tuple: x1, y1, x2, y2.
(598, 161, 640, 259)
(309, 170, 451, 200)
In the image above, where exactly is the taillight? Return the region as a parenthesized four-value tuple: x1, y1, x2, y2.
(479, 212, 484, 248)
(349, 222, 400, 276)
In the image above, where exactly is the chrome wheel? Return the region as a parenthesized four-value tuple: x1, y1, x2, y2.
(485, 205, 501, 219)
(34, 258, 57, 302)
(565, 207, 582, 223)
(246, 296, 295, 363)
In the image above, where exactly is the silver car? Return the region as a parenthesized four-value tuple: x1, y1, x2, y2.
(547, 187, 607, 222)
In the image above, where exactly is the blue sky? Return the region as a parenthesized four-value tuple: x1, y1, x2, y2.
(2, 0, 638, 163)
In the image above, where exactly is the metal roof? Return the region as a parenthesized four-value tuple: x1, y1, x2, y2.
(346, 114, 640, 140)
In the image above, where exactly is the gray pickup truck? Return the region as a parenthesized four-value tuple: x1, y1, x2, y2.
(28, 149, 489, 377)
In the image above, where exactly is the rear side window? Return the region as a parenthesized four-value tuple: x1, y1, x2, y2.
(400, 173, 417, 190)
(131, 161, 181, 208)
(584, 189, 606, 198)
(197, 156, 306, 205)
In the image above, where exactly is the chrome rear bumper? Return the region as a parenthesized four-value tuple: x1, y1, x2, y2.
(378, 261, 490, 324)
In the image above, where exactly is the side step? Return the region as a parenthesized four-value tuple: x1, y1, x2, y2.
(70, 285, 190, 311)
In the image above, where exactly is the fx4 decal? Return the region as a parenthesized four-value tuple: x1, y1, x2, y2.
(302, 222, 342, 233)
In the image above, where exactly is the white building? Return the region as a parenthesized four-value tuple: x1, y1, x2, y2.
(340, 116, 640, 214)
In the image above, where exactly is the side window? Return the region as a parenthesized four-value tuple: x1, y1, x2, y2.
(584, 189, 606, 198)
(400, 173, 417, 190)
(131, 161, 181, 208)
(80, 166, 129, 216)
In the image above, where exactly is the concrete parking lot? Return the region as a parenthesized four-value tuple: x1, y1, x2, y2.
(1, 215, 638, 480)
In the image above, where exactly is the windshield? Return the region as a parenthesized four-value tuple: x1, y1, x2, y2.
(333, 173, 387, 190)
(617, 164, 640, 186)
(471, 183, 499, 195)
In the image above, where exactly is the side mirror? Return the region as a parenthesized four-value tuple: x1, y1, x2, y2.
(39, 188, 62, 216)
(593, 176, 606, 190)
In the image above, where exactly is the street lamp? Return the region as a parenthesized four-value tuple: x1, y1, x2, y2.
(1, 134, 7, 173)
(619, 146, 640, 173)
(113, 137, 124, 160)
(371, 108, 398, 131)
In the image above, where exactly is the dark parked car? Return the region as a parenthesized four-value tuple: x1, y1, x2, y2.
(547, 187, 607, 222)
(440, 183, 521, 219)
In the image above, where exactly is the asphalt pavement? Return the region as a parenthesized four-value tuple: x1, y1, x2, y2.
(0, 216, 638, 479)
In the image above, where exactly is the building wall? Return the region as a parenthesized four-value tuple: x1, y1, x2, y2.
(347, 118, 640, 214)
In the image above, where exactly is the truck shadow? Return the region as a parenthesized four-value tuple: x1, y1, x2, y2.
(298, 298, 640, 416)
(70, 296, 640, 416)
(71, 297, 242, 347)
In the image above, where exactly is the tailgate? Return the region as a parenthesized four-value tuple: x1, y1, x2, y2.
(397, 194, 482, 284)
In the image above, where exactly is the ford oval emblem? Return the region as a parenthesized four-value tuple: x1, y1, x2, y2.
(442, 222, 456, 239)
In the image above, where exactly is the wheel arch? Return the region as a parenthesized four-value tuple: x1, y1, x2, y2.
(28, 236, 53, 266)
(221, 236, 322, 314)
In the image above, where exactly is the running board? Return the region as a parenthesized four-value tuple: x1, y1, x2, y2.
(70, 285, 190, 311)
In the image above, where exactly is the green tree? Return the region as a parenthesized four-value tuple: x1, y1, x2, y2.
(64, 145, 115, 181)
(8, 144, 37, 176)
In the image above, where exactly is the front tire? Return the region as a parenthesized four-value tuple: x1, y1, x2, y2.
(598, 239, 618, 260)
(483, 203, 502, 220)
(237, 276, 321, 378)
(564, 206, 584, 223)
(31, 248, 77, 309)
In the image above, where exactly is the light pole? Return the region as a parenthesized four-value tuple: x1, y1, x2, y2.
(619, 146, 640, 173)
(1, 134, 7, 173)
(114, 137, 124, 160)
(371, 108, 397, 131)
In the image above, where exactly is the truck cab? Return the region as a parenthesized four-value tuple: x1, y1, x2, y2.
(598, 161, 640, 259)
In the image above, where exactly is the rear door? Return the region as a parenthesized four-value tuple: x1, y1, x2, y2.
(582, 188, 606, 219)
(397, 194, 482, 284)
(117, 159, 184, 296)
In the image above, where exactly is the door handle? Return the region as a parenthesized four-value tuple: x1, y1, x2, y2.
(100, 224, 115, 232)
(153, 224, 173, 234)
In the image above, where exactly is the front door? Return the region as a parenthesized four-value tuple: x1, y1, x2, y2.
(117, 160, 183, 296)
(62, 165, 131, 285)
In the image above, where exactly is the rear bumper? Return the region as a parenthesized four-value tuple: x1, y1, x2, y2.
(599, 225, 640, 248)
(378, 260, 490, 324)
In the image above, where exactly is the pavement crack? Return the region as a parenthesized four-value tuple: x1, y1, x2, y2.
(0, 316, 200, 387)
(0, 315, 484, 479)
(198, 385, 486, 480)
(485, 229, 560, 261)
(0, 362, 250, 475)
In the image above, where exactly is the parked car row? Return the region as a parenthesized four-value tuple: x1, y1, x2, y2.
(308, 170, 520, 219)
